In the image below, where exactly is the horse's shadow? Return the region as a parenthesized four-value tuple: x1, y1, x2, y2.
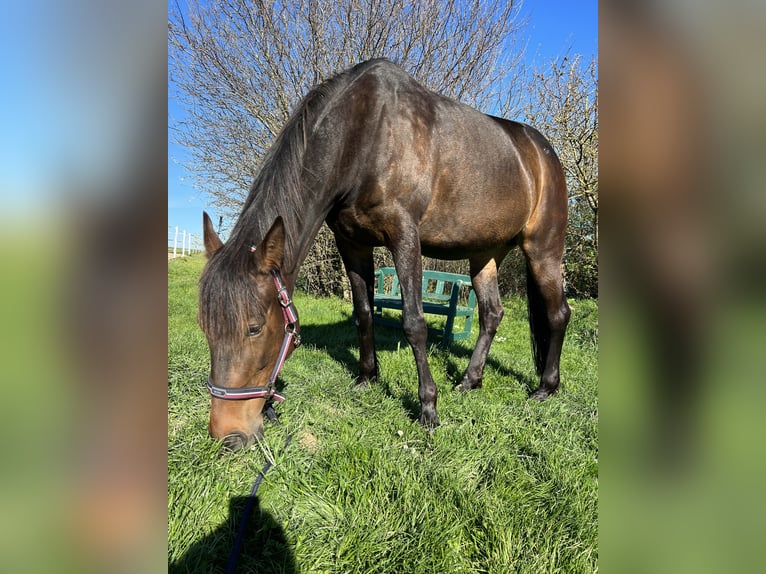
(170, 496, 297, 574)
(299, 312, 537, 422)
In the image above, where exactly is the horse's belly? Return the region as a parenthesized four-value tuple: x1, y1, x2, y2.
(418, 215, 522, 260)
(417, 185, 530, 258)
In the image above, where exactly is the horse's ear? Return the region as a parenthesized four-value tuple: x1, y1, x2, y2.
(254, 217, 285, 272)
(202, 212, 223, 257)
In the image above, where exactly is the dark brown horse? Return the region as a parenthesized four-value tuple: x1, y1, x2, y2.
(199, 59, 570, 451)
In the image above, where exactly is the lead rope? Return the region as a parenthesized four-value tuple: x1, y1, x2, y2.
(225, 415, 293, 574)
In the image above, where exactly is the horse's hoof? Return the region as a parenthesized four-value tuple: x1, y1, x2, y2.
(530, 386, 557, 401)
(420, 411, 440, 429)
(457, 377, 482, 392)
(354, 375, 376, 389)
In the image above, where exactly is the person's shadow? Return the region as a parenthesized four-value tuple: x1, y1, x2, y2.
(170, 496, 297, 574)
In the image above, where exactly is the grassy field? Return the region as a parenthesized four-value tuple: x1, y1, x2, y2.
(168, 255, 598, 573)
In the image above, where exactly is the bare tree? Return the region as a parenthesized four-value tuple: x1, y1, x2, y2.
(523, 54, 598, 297)
(168, 0, 526, 218)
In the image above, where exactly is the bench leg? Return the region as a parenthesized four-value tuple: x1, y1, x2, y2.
(459, 254, 507, 391)
(443, 308, 457, 346)
(336, 240, 379, 384)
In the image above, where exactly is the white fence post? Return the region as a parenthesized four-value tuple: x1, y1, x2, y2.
(170, 227, 203, 257)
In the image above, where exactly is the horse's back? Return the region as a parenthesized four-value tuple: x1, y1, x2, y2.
(328, 60, 566, 257)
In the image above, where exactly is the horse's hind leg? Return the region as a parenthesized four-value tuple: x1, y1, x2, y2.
(522, 241, 571, 400)
(458, 252, 509, 391)
(335, 239, 379, 384)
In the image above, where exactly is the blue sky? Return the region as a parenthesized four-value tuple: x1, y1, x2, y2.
(167, 0, 597, 242)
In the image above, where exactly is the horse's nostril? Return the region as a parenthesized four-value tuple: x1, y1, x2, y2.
(221, 431, 249, 452)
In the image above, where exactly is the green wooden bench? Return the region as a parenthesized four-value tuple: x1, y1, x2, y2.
(372, 267, 477, 344)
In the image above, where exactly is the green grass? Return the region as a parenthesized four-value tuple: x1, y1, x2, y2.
(168, 256, 598, 573)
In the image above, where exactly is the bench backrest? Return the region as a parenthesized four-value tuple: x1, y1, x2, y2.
(375, 267, 475, 306)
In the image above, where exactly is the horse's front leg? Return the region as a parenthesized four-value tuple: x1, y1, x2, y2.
(389, 232, 439, 428)
(335, 239, 379, 384)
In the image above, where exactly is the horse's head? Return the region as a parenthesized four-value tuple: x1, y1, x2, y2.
(198, 212, 298, 451)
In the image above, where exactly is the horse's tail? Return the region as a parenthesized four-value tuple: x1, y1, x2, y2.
(526, 261, 550, 376)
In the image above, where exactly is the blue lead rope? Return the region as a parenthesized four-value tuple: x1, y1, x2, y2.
(225, 419, 293, 574)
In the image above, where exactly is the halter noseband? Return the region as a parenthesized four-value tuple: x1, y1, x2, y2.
(206, 269, 300, 402)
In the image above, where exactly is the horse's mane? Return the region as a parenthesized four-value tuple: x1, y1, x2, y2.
(199, 59, 390, 341)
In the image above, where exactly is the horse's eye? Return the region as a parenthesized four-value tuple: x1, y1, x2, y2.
(246, 324, 262, 337)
